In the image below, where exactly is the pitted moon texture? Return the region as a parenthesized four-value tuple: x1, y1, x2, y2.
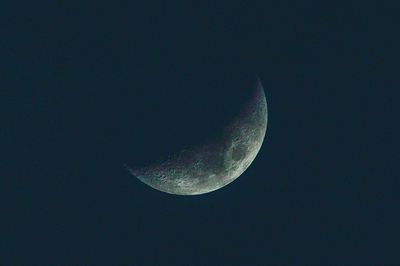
(127, 81, 268, 195)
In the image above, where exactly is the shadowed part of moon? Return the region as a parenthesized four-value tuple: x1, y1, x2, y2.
(126, 78, 268, 195)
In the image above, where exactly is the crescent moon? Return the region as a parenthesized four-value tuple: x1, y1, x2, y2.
(126, 77, 268, 195)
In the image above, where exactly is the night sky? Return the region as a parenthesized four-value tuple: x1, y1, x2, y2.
(3, 1, 399, 264)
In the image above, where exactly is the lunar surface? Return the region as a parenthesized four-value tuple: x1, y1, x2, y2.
(126, 78, 268, 195)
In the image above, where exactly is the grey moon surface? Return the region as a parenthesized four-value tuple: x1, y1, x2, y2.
(126, 79, 268, 195)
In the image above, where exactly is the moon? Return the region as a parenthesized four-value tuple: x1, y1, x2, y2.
(126, 77, 268, 195)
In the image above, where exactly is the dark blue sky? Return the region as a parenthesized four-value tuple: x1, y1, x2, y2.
(2, 1, 399, 264)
